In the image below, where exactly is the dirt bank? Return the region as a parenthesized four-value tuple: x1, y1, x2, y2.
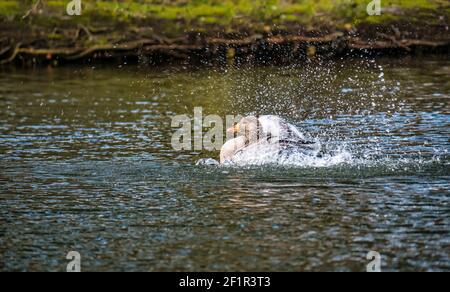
(0, 1, 449, 66)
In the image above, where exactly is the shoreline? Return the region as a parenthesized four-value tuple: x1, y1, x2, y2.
(1, 27, 448, 67)
(1, 1, 449, 66)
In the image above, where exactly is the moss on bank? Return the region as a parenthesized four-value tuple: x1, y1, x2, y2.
(0, 1, 449, 65)
(1, 0, 448, 27)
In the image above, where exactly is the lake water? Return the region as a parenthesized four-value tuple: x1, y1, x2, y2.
(0, 56, 449, 271)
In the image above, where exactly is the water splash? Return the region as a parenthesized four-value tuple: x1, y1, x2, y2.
(196, 126, 448, 170)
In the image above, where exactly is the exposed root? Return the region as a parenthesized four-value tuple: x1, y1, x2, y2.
(0, 43, 22, 65)
(0, 29, 448, 65)
(206, 32, 346, 47)
(376, 33, 412, 51)
(16, 47, 83, 56)
(22, 0, 44, 20)
(77, 24, 94, 42)
(64, 39, 158, 60)
(267, 32, 345, 44)
(349, 38, 448, 50)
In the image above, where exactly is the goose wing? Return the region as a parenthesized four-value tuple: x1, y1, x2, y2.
(258, 115, 306, 141)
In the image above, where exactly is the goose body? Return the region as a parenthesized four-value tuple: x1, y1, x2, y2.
(220, 115, 320, 164)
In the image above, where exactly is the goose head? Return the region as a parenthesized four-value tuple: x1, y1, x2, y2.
(226, 116, 263, 145)
(220, 116, 262, 164)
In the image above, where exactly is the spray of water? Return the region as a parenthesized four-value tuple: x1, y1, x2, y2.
(195, 57, 447, 170)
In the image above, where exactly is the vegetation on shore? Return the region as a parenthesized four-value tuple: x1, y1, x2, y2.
(0, 1, 449, 65)
(2, 1, 448, 28)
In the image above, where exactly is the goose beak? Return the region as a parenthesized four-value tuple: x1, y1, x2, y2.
(227, 123, 240, 134)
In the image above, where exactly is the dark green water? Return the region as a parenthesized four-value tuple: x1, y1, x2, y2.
(0, 56, 449, 271)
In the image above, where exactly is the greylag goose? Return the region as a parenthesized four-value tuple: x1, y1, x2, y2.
(220, 115, 319, 164)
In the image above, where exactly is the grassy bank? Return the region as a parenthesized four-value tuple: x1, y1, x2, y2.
(2, 1, 448, 27)
(0, 0, 449, 65)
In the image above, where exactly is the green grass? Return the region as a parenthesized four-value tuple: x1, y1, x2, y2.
(0, 0, 21, 15)
(0, 0, 448, 28)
